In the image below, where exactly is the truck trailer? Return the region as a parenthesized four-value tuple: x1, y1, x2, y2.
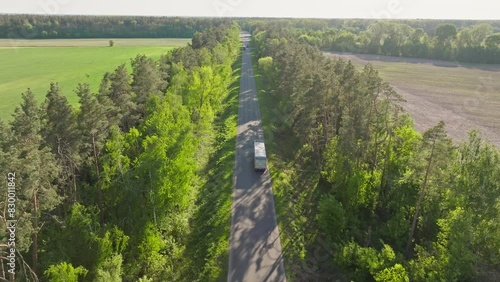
(253, 140, 267, 171)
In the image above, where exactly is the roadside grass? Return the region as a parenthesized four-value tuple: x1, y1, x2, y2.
(183, 53, 241, 281)
(0, 45, 178, 120)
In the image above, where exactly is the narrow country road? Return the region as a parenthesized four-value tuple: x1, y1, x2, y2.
(227, 32, 286, 282)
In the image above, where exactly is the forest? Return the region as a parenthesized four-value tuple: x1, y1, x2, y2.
(1, 14, 499, 281)
(0, 14, 232, 39)
(240, 18, 500, 63)
(0, 21, 240, 281)
(5, 13, 500, 62)
(249, 21, 500, 281)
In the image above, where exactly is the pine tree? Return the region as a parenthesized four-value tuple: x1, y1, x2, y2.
(102, 64, 137, 131)
(77, 83, 110, 223)
(131, 55, 165, 123)
(10, 89, 62, 275)
(41, 82, 81, 204)
(131, 54, 163, 103)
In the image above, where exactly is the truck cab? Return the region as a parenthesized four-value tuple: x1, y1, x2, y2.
(254, 140, 267, 171)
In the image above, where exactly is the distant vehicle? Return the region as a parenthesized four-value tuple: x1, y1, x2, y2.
(254, 140, 267, 171)
(242, 46, 246, 51)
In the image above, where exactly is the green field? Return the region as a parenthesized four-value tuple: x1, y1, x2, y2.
(0, 39, 189, 120)
(0, 38, 190, 47)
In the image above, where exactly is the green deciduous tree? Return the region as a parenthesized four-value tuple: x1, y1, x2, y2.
(470, 23, 493, 46)
(258, 56, 274, 88)
(338, 241, 404, 281)
(317, 194, 346, 243)
(448, 131, 500, 277)
(434, 24, 457, 43)
(485, 33, 500, 48)
(405, 121, 453, 258)
(44, 262, 88, 282)
(95, 254, 123, 282)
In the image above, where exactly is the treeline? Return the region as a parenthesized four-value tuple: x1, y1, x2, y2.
(242, 18, 500, 64)
(252, 23, 500, 281)
(0, 14, 232, 39)
(0, 22, 240, 281)
(239, 18, 500, 36)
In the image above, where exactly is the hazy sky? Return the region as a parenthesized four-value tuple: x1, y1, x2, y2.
(1, 0, 498, 19)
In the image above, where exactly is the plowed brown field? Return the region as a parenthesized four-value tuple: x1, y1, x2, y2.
(327, 52, 500, 147)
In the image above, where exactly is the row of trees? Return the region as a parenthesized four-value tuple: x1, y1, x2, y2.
(252, 23, 500, 281)
(243, 19, 500, 63)
(239, 18, 500, 38)
(0, 14, 232, 39)
(0, 22, 241, 281)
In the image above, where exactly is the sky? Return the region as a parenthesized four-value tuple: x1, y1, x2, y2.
(1, 0, 499, 20)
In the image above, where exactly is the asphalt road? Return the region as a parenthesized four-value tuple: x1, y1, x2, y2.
(227, 32, 286, 282)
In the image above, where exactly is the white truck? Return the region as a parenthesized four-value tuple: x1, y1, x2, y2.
(253, 140, 267, 171)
